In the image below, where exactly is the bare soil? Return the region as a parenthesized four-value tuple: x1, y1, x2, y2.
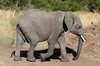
(65, 23, 100, 58)
(0, 23, 100, 66)
(0, 44, 100, 66)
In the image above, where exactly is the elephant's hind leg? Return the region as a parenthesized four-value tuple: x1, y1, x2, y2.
(27, 41, 38, 62)
(14, 32, 25, 61)
(26, 33, 39, 62)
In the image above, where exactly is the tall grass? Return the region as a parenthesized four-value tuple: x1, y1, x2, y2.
(0, 10, 100, 46)
(0, 10, 100, 59)
(73, 11, 100, 27)
(0, 10, 21, 45)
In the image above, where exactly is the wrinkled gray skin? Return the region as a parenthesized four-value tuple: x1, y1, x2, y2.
(14, 9, 85, 62)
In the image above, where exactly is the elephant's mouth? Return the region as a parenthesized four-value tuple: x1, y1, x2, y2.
(73, 32, 86, 42)
(80, 35, 85, 42)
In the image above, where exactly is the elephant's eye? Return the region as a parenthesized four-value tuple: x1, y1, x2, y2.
(78, 26, 81, 29)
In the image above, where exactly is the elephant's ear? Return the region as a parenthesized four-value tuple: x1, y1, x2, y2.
(64, 12, 74, 31)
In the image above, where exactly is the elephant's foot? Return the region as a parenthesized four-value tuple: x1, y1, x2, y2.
(73, 57, 78, 60)
(14, 56, 22, 61)
(27, 56, 36, 62)
(60, 58, 69, 62)
(40, 53, 46, 62)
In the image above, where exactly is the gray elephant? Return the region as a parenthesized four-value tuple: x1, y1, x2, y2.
(14, 9, 85, 62)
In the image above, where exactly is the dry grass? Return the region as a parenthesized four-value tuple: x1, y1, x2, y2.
(73, 11, 100, 27)
(0, 10, 100, 43)
(0, 10, 100, 59)
(0, 10, 21, 44)
(0, 10, 100, 45)
(0, 61, 7, 66)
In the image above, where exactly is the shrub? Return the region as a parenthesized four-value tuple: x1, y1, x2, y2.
(0, 0, 100, 12)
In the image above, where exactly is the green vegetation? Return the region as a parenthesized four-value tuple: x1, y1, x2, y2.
(0, 61, 7, 66)
(0, 0, 100, 12)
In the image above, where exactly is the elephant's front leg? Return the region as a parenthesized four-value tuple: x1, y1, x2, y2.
(57, 33, 69, 62)
(40, 40, 56, 62)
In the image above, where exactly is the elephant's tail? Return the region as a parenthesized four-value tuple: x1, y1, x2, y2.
(11, 24, 29, 45)
(10, 39, 15, 45)
(10, 51, 15, 58)
(16, 24, 29, 43)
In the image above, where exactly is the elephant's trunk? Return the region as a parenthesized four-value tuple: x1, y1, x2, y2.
(73, 35, 85, 60)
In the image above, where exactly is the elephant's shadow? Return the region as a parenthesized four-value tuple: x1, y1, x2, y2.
(11, 47, 76, 61)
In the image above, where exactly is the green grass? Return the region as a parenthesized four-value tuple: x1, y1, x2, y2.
(0, 61, 7, 66)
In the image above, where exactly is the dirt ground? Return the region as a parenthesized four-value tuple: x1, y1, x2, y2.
(0, 44, 100, 66)
(65, 23, 100, 58)
(0, 23, 100, 66)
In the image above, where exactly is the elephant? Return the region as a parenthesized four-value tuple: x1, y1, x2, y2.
(14, 9, 85, 62)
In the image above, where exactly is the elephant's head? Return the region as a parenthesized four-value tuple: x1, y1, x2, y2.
(64, 12, 85, 60)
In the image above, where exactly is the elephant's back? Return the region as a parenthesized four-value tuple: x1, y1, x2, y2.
(17, 9, 56, 24)
(21, 9, 55, 19)
(16, 9, 56, 32)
